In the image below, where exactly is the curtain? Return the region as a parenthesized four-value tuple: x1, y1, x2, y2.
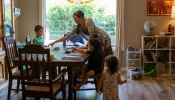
(115, 0, 124, 71)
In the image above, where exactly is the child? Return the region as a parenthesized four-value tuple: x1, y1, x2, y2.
(97, 55, 127, 100)
(72, 38, 101, 90)
(33, 25, 44, 46)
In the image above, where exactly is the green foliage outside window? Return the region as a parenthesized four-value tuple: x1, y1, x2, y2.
(46, 3, 116, 40)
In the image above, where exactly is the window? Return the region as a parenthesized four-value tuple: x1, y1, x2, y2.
(44, 0, 116, 46)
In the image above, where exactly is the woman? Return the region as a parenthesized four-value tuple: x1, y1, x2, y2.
(48, 10, 113, 56)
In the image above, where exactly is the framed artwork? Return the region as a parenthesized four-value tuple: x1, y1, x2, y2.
(147, 0, 160, 16)
(161, 0, 174, 16)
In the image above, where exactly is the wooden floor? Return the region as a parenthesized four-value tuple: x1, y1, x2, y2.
(0, 73, 175, 100)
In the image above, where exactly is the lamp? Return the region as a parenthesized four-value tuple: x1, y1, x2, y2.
(171, 6, 175, 18)
(66, 0, 93, 4)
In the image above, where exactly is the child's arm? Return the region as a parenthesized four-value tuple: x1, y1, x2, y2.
(72, 47, 87, 54)
(117, 73, 127, 85)
(79, 45, 88, 49)
(48, 36, 68, 46)
(97, 72, 105, 93)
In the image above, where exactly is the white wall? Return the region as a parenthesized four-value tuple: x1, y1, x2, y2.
(122, 0, 175, 67)
(15, 0, 39, 42)
(14, 0, 19, 41)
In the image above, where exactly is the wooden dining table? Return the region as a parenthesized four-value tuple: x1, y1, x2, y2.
(13, 46, 89, 100)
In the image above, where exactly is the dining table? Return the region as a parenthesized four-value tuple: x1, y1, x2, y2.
(13, 45, 89, 100)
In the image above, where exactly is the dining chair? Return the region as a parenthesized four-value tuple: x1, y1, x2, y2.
(106, 45, 113, 57)
(19, 44, 66, 100)
(25, 35, 31, 45)
(73, 35, 107, 99)
(4, 37, 21, 100)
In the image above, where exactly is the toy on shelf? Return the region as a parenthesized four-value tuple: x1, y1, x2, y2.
(128, 68, 144, 80)
(128, 45, 140, 51)
(126, 46, 142, 79)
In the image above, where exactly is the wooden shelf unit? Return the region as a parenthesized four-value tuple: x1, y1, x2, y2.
(141, 35, 175, 76)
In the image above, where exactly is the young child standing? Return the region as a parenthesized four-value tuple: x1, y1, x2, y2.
(33, 25, 44, 46)
(97, 55, 127, 100)
(72, 38, 101, 90)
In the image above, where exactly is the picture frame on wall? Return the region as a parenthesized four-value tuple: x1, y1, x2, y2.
(161, 0, 174, 16)
(147, 0, 160, 16)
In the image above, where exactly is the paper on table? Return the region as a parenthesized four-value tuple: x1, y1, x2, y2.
(69, 52, 83, 56)
(62, 55, 83, 60)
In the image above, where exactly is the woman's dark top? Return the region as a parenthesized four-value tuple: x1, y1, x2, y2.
(86, 49, 101, 75)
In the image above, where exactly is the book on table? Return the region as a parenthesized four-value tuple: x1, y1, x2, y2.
(62, 55, 84, 60)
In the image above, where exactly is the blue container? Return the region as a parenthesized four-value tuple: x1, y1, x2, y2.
(63, 34, 67, 46)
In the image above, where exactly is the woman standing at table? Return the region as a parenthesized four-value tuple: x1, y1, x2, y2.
(49, 10, 113, 56)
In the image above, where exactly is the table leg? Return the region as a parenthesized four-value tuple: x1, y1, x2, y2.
(67, 66, 73, 100)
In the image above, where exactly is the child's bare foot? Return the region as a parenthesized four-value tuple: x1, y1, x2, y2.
(72, 85, 80, 90)
(77, 74, 84, 79)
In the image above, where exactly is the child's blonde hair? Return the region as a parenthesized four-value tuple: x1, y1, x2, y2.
(105, 55, 118, 74)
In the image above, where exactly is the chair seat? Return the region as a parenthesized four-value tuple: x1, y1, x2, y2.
(26, 81, 65, 93)
(12, 71, 20, 79)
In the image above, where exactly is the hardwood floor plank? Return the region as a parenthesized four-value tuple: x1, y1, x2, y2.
(126, 80, 143, 95)
(138, 83, 159, 100)
(147, 77, 165, 95)
(119, 83, 129, 100)
(128, 95, 146, 100)
(0, 74, 175, 100)
(83, 84, 100, 100)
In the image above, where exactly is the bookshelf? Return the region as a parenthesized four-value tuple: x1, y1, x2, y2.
(126, 49, 141, 77)
(141, 35, 175, 76)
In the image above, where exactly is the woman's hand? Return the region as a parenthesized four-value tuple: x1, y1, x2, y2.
(48, 42, 55, 47)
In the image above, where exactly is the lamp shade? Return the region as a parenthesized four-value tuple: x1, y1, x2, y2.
(171, 6, 175, 18)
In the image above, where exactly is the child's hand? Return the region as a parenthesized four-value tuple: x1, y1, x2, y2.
(124, 80, 127, 83)
(48, 42, 55, 47)
(97, 87, 101, 94)
(97, 85, 102, 94)
(44, 45, 48, 47)
(72, 47, 77, 51)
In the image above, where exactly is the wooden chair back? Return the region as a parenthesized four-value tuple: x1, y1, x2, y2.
(19, 44, 51, 87)
(4, 37, 22, 100)
(4, 37, 19, 76)
(19, 44, 66, 99)
(97, 35, 107, 74)
(26, 35, 31, 44)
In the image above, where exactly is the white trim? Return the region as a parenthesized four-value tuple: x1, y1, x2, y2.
(39, 0, 47, 44)
(121, 0, 124, 51)
(39, 0, 45, 26)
